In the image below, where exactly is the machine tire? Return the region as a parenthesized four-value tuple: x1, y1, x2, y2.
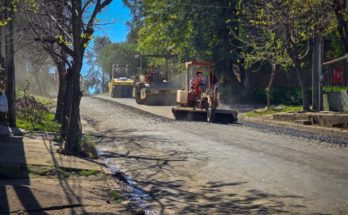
(111, 87, 117, 98)
(207, 107, 216, 123)
(135, 96, 144, 104)
(135, 87, 144, 104)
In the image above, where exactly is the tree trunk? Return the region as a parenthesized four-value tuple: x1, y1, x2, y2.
(294, 61, 310, 111)
(55, 63, 67, 122)
(65, 0, 83, 155)
(0, 29, 5, 91)
(239, 58, 251, 89)
(101, 70, 104, 93)
(266, 63, 276, 107)
(65, 63, 82, 154)
(5, 0, 16, 127)
(333, 0, 348, 53)
(61, 68, 73, 141)
(65, 59, 83, 154)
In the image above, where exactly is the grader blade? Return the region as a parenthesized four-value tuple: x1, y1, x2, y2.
(172, 107, 207, 121)
(172, 107, 238, 123)
(214, 109, 238, 123)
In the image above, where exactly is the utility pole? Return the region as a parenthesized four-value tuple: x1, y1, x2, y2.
(5, 0, 16, 127)
(312, 37, 323, 111)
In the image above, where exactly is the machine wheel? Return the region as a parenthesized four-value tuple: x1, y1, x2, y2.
(135, 96, 144, 104)
(135, 87, 144, 104)
(207, 107, 216, 123)
(111, 87, 117, 98)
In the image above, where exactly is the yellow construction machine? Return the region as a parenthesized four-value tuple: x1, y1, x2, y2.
(172, 61, 238, 123)
(109, 64, 134, 98)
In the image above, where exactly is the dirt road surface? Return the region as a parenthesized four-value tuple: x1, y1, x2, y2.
(81, 96, 348, 215)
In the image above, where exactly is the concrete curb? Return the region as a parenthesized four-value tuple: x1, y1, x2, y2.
(242, 116, 348, 139)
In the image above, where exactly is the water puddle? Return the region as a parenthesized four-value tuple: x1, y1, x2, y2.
(98, 150, 159, 215)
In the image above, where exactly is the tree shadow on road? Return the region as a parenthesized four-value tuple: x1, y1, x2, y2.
(88, 129, 314, 215)
(134, 178, 304, 214)
(0, 133, 47, 214)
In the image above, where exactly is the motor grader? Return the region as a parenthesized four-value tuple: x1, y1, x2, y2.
(109, 64, 134, 98)
(172, 61, 238, 123)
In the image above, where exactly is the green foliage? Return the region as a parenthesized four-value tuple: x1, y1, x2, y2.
(132, 1, 242, 60)
(109, 190, 124, 203)
(327, 33, 346, 59)
(0, 0, 39, 27)
(94, 36, 111, 53)
(245, 105, 303, 117)
(323, 86, 348, 93)
(78, 135, 98, 159)
(16, 112, 60, 132)
(244, 87, 303, 105)
(270, 87, 303, 105)
(97, 42, 138, 78)
(83, 36, 112, 93)
(16, 90, 50, 131)
(17, 90, 55, 106)
(28, 165, 100, 178)
(16, 83, 59, 132)
(80, 169, 98, 177)
(247, 0, 330, 62)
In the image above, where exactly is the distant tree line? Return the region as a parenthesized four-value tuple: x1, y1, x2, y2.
(117, 0, 347, 110)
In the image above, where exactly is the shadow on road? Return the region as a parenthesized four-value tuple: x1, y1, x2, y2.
(0, 133, 46, 214)
(90, 129, 308, 215)
(0, 132, 89, 214)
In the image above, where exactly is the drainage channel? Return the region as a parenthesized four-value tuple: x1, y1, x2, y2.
(98, 151, 159, 215)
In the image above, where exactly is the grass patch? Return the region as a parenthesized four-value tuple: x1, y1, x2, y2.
(28, 165, 100, 178)
(79, 135, 98, 159)
(323, 86, 348, 93)
(16, 112, 61, 132)
(80, 169, 99, 177)
(109, 190, 124, 203)
(17, 90, 55, 106)
(16, 88, 60, 132)
(245, 105, 303, 117)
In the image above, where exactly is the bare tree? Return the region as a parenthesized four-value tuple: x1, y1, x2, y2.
(22, 0, 113, 154)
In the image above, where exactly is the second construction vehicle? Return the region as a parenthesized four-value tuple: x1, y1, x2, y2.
(109, 64, 134, 98)
(172, 61, 238, 123)
(133, 54, 180, 105)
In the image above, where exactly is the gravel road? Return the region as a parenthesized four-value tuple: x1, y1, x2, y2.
(81, 96, 348, 215)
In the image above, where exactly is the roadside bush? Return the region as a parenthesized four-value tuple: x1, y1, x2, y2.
(16, 83, 52, 131)
(16, 94, 49, 131)
(219, 85, 303, 106)
(79, 135, 98, 159)
(270, 87, 303, 105)
(244, 87, 303, 105)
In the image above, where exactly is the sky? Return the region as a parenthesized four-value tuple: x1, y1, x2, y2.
(82, 1, 131, 76)
(93, 0, 131, 43)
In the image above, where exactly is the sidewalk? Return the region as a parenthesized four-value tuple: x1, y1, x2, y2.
(0, 126, 130, 214)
